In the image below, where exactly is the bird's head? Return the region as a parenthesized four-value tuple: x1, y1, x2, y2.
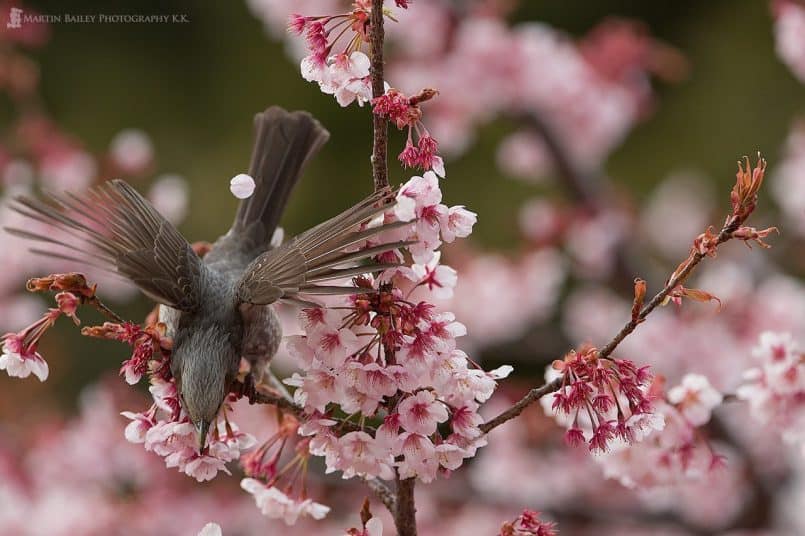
(172, 327, 238, 453)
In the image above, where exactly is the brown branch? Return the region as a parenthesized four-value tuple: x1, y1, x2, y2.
(597, 217, 740, 360)
(82, 295, 124, 323)
(248, 389, 308, 420)
(368, 2, 413, 532)
(367, 478, 397, 512)
(394, 475, 418, 536)
(479, 377, 563, 434)
(369, 0, 388, 192)
(482, 216, 744, 434)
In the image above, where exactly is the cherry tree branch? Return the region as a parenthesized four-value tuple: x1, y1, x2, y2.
(367, 477, 397, 512)
(249, 388, 307, 419)
(394, 476, 418, 536)
(481, 215, 744, 434)
(81, 295, 125, 323)
(370, 0, 388, 192)
(368, 2, 418, 534)
(479, 376, 563, 434)
(597, 216, 740, 360)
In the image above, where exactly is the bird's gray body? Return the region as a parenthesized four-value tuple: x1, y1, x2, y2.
(6, 106, 407, 451)
(159, 246, 282, 388)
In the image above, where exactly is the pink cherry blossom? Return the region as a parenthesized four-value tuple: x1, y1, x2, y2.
(435, 442, 466, 471)
(410, 253, 458, 300)
(336, 431, 395, 480)
(394, 171, 442, 222)
(774, 0, 805, 84)
(667, 374, 723, 426)
(396, 432, 438, 483)
(397, 390, 449, 436)
(240, 478, 330, 525)
(197, 523, 223, 536)
(0, 332, 49, 381)
(306, 324, 361, 367)
(439, 205, 477, 243)
(184, 454, 231, 482)
(109, 129, 153, 174)
(120, 410, 156, 443)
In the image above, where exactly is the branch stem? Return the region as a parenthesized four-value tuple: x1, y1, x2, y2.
(394, 476, 418, 536)
(370, 0, 388, 192)
(83, 296, 124, 323)
(481, 216, 742, 434)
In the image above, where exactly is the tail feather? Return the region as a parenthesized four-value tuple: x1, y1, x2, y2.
(231, 107, 330, 252)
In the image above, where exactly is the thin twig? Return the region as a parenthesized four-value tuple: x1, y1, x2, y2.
(598, 217, 740, 360)
(481, 216, 743, 434)
(479, 377, 563, 434)
(83, 295, 124, 323)
(370, 0, 388, 192)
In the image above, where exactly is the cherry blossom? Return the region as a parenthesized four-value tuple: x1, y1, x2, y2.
(0, 331, 49, 381)
(667, 374, 723, 426)
(109, 129, 154, 174)
(773, 0, 805, 83)
(197, 523, 223, 536)
(499, 509, 557, 536)
(397, 390, 449, 436)
(0, 304, 64, 382)
(240, 478, 330, 525)
(408, 253, 458, 300)
(738, 332, 805, 451)
(544, 345, 656, 452)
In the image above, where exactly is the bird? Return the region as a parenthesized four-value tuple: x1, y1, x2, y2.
(5, 106, 410, 452)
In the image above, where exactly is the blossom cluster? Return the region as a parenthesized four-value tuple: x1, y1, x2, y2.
(771, 120, 805, 236)
(595, 374, 725, 489)
(0, 272, 100, 381)
(79, 311, 258, 483)
(372, 87, 444, 175)
(738, 332, 805, 451)
(291, 3, 447, 175)
(278, 170, 505, 486)
(498, 509, 557, 536)
(542, 345, 659, 452)
(290, 1, 403, 108)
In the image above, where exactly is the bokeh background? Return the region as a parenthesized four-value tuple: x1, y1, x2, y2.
(2, 1, 805, 535)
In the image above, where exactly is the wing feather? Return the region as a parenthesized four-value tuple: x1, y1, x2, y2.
(236, 189, 411, 305)
(5, 179, 204, 311)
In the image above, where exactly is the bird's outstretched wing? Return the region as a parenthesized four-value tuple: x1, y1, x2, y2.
(6, 179, 205, 311)
(236, 188, 411, 308)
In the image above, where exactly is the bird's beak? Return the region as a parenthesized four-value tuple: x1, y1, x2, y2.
(196, 420, 210, 454)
